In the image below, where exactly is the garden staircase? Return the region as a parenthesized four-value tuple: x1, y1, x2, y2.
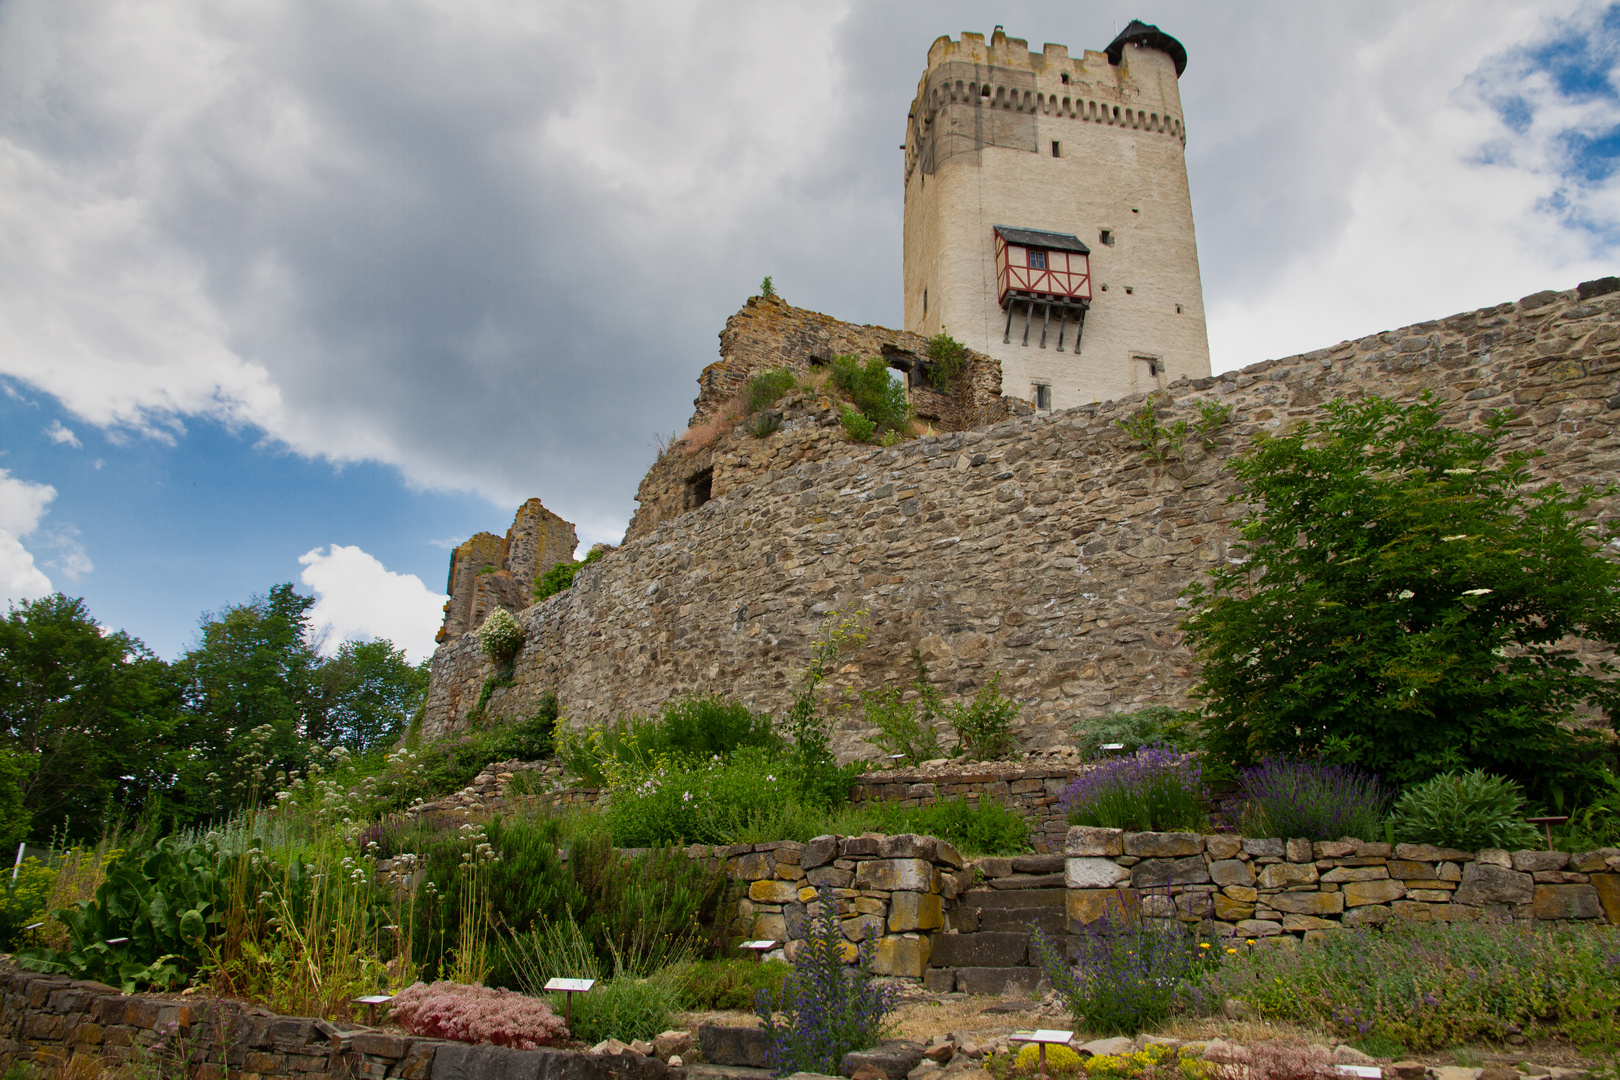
(927, 855, 1066, 994)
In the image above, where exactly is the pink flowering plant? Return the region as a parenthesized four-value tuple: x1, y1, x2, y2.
(389, 980, 568, 1048)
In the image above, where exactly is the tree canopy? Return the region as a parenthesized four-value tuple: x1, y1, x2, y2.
(1184, 395, 1620, 802)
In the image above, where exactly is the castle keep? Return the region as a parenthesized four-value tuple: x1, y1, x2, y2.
(904, 24, 1211, 411)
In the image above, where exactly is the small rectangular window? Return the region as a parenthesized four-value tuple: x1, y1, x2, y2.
(1028, 249, 1046, 270)
(1032, 383, 1052, 411)
(1099, 229, 1113, 246)
(923, 288, 928, 314)
(1060, 72, 1071, 85)
(1051, 140, 1061, 158)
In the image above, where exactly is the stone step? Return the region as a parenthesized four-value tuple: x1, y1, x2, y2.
(683, 1067, 774, 1080)
(975, 907, 1068, 935)
(941, 966, 1046, 995)
(928, 930, 1028, 968)
(958, 888, 1065, 910)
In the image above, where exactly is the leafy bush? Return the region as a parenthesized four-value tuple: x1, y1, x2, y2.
(603, 748, 795, 846)
(670, 957, 791, 1010)
(560, 972, 683, 1045)
(533, 547, 605, 602)
(1388, 769, 1541, 850)
(390, 980, 568, 1048)
(557, 695, 778, 787)
(1061, 748, 1208, 832)
(392, 704, 559, 808)
(945, 672, 1020, 760)
(745, 368, 799, 414)
(1237, 758, 1391, 842)
(895, 797, 1030, 856)
(1069, 706, 1198, 758)
(829, 355, 910, 442)
(860, 651, 944, 764)
(1183, 394, 1620, 801)
(1030, 915, 1217, 1035)
(478, 608, 525, 661)
(924, 329, 970, 392)
(749, 413, 782, 438)
(1188, 920, 1620, 1048)
(0, 856, 55, 951)
(756, 887, 898, 1075)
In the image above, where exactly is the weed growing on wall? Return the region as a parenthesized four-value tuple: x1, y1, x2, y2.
(1184, 393, 1620, 801)
(829, 356, 911, 444)
(532, 546, 605, 602)
(786, 610, 868, 802)
(860, 649, 945, 764)
(944, 672, 1020, 760)
(477, 608, 524, 662)
(925, 328, 970, 392)
(745, 368, 799, 414)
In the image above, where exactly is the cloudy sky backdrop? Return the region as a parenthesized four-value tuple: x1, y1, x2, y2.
(2, 0, 1618, 661)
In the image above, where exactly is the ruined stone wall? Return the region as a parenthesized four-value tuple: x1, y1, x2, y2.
(425, 281, 1620, 754)
(625, 296, 1018, 542)
(438, 497, 579, 643)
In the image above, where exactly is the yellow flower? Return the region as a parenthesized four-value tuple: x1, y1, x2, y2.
(1226, 947, 1237, 954)
(1198, 942, 1211, 949)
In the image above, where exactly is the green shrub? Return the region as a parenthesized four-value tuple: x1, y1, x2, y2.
(897, 797, 1029, 855)
(829, 355, 910, 442)
(477, 608, 524, 661)
(555, 972, 683, 1045)
(533, 547, 605, 602)
(945, 673, 1020, 760)
(1388, 769, 1541, 850)
(0, 856, 55, 952)
(839, 404, 877, 443)
(390, 704, 559, 808)
(745, 369, 799, 414)
(603, 747, 795, 846)
(860, 651, 944, 765)
(749, 413, 782, 438)
(924, 328, 970, 392)
(557, 695, 778, 787)
(669, 957, 791, 1011)
(1183, 394, 1620, 801)
(1068, 706, 1198, 758)
(1190, 920, 1620, 1048)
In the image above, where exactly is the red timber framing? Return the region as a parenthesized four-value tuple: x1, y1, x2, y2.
(994, 225, 1092, 352)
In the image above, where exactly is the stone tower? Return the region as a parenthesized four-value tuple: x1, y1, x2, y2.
(903, 22, 1211, 411)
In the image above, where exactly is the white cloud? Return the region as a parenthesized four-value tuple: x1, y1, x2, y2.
(45, 420, 81, 447)
(298, 544, 447, 664)
(0, 468, 57, 603)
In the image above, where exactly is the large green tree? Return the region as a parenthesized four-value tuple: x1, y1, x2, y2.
(0, 595, 180, 842)
(1184, 395, 1620, 800)
(317, 639, 429, 754)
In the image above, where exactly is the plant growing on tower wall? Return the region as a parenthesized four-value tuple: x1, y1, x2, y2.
(924, 328, 970, 392)
(477, 608, 525, 663)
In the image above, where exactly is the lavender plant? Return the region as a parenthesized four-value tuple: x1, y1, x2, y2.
(1029, 911, 1217, 1035)
(1236, 758, 1391, 842)
(755, 887, 897, 1075)
(1060, 747, 1208, 831)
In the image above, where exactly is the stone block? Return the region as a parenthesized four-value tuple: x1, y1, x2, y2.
(841, 914, 887, 942)
(1066, 858, 1130, 889)
(1242, 838, 1285, 858)
(802, 836, 839, 870)
(1475, 849, 1512, 867)
(1285, 839, 1313, 863)
(871, 935, 930, 979)
(1123, 832, 1202, 857)
(854, 859, 934, 893)
(805, 867, 854, 889)
(975, 858, 1013, 878)
(1512, 850, 1570, 873)
(879, 834, 937, 861)
(654, 1032, 693, 1060)
(1266, 892, 1343, 916)
(785, 937, 858, 964)
(750, 880, 800, 904)
(1223, 884, 1258, 902)
(1570, 849, 1620, 873)
(928, 932, 1027, 968)
(840, 1041, 926, 1080)
(1532, 884, 1602, 920)
(1206, 835, 1243, 860)
(1341, 905, 1392, 927)
(922, 969, 956, 993)
(1130, 856, 1210, 888)
(1257, 863, 1317, 889)
(730, 852, 776, 881)
(1067, 888, 1140, 928)
(1011, 855, 1064, 874)
(1176, 892, 1215, 921)
(963, 887, 1066, 909)
(1343, 880, 1406, 906)
(1212, 894, 1255, 922)
(1281, 914, 1338, 931)
(1065, 827, 1124, 857)
(988, 873, 1065, 890)
(1385, 860, 1436, 880)
(1313, 841, 1357, 858)
(842, 837, 881, 858)
(753, 913, 787, 941)
(698, 1026, 773, 1068)
(1406, 889, 1455, 902)
(953, 967, 1044, 996)
(1234, 919, 1282, 937)
(1210, 859, 1255, 887)
(1589, 872, 1620, 923)
(1453, 863, 1534, 905)
(888, 892, 943, 932)
(1321, 866, 1388, 883)
(1394, 843, 1471, 862)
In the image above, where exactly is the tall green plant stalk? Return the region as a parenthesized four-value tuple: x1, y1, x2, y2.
(447, 823, 497, 985)
(785, 611, 866, 802)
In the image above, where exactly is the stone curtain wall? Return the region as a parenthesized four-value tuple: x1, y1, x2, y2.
(423, 281, 1620, 752)
(1063, 828, 1620, 938)
(0, 965, 669, 1080)
(438, 498, 579, 643)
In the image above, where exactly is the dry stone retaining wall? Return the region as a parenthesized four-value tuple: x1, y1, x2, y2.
(1064, 828, 1620, 937)
(423, 281, 1620, 757)
(848, 762, 1080, 853)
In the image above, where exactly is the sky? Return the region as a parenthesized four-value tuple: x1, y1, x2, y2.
(3, 0, 1620, 663)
